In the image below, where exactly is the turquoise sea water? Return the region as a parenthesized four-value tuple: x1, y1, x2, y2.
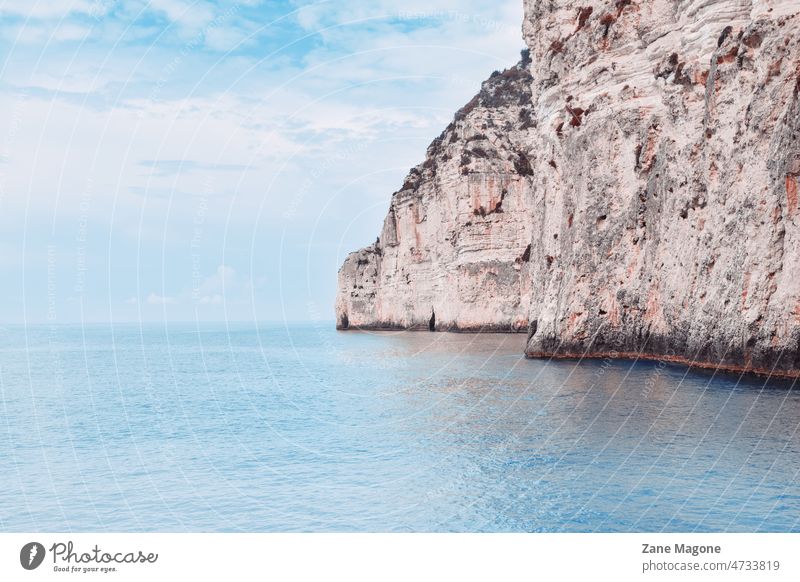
(0, 323, 798, 532)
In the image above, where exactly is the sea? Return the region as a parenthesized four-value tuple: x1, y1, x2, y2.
(0, 323, 798, 532)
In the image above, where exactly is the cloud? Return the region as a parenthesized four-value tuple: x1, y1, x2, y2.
(145, 0, 217, 35)
(291, 0, 521, 38)
(0, 0, 98, 19)
(139, 159, 252, 177)
(198, 294, 222, 305)
(193, 265, 250, 306)
(2, 20, 94, 45)
(0, 1, 525, 323)
(203, 21, 258, 52)
(147, 293, 177, 305)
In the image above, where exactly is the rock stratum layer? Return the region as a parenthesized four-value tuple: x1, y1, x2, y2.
(337, 0, 800, 377)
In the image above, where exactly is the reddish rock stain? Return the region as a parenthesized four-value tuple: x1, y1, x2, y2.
(786, 174, 798, 216)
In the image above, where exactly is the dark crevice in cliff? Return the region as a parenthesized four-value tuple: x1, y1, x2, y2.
(575, 7, 593, 32)
(527, 320, 538, 343)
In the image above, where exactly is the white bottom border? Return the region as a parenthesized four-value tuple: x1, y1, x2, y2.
(2, 533, 797, 581)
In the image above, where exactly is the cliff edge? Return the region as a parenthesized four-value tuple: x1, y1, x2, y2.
(336, 56, 538, 332)
(337, 0, 800, 377)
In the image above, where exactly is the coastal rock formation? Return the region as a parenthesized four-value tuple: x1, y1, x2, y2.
(337, 0, 800, 376)
(336, 58, 538, 331)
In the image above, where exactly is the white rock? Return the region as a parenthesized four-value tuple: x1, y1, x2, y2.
(337, 0, 800, 377)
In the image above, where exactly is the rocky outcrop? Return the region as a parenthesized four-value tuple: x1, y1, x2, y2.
(337, 0, 800, 377)
(336, 58, 538, 332)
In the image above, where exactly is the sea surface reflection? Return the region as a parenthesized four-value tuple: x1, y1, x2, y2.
(0, 323, 798, 532)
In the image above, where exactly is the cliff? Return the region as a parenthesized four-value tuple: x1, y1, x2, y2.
(336, 0, 800, 377)
(336, 57, 538, 332)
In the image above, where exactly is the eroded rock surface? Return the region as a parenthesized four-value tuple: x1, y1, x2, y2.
(336, 58, 537, 332)
(337, 0, 800, 376)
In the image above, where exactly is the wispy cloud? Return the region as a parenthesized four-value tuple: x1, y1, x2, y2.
(139, 159, 252, 176)
(145, 0, 217, 33)
(147, 292, 177, 305)
(0, 0, 524, 322)
(192, 264, 252, 306)
(0, 0, 98, 19)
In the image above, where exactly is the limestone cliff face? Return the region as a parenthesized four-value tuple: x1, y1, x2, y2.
(337, 0, 800, 376)
(336, 59, 537, 331)
(521, 0, 800, 376)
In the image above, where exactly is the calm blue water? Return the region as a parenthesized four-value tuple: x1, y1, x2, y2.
(0, 323, 798, 532)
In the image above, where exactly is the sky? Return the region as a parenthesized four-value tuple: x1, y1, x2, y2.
(0, 0, 525, 324)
